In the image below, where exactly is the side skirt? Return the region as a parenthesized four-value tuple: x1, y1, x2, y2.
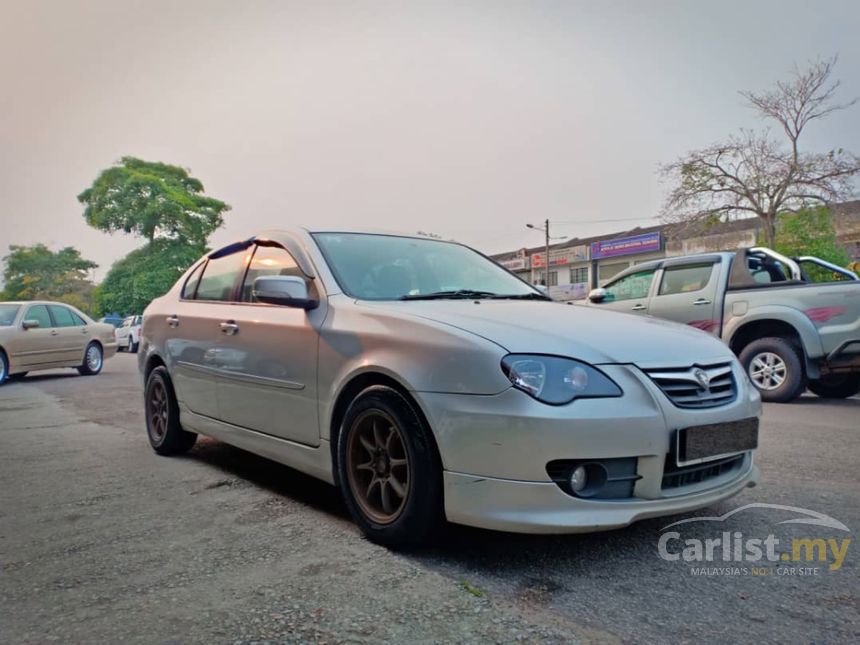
(179, 403, 335, 485)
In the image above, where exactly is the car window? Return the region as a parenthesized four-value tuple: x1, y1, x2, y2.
(182, 261, 207, 300)
(25, 304, 53, 328)
(48, 305, 78, 327)
(71, 312, 87, 326)
(0, 304, 20, 326)
(746, 256, 788, 283)
(194, 253, 248, 302)
(240, 245, 306, 303)
(658, 264, 714, 296)
(603, 270, 655, 302)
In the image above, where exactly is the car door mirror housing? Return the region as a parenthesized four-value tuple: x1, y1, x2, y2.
(253, 275, 318, 309)
(22, 319, 41, 330)
(588, 288, 607, 303)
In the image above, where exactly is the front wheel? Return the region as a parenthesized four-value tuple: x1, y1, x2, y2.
(77, 342, 104, 376)
(808, 373, 860, 399)
(145, 366, 197, 455)
(337, 386, 443, 547)
(738, 337, 805, 403)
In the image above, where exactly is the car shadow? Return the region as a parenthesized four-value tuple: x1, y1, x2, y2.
(183, 437, 349, 520)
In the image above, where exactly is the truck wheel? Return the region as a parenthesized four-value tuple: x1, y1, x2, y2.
(739, 337, 805, 403)
(130, 337, 139, 353)
(808, 374, 860, 399)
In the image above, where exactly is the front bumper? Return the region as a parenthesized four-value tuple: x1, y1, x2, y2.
(416, 362, 762, 533)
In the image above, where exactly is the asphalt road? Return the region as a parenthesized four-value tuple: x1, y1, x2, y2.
(1, 353, 858, 644)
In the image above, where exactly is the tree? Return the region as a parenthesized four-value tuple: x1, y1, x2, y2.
(771, 206, 850, 267)
(93, 240, 205, 316)
(78, 157, 230, 246)
(1, 244, 97, 312)
(661, 56, 860, 247)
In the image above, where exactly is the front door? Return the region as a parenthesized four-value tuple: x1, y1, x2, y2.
(595, 269, 656, 315)
(15, 304, 61, 368)
(649, 262, 721, 336)
(216, 243, 322, 447)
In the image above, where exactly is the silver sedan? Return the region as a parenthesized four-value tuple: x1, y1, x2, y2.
(140, 230, 761, 546)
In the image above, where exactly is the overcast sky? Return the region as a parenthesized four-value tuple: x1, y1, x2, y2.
(2, 0, 859, 279)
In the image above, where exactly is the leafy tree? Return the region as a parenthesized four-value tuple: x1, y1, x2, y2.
(771, 207, 850, 265)
(662, 56, 860, 247)
(1, 244, 97, 312)
(93, 240, 205, 316)
(78, 157, 230, 246)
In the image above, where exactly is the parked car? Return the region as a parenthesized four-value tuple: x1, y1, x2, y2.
(99, 314, 124, 328)
(585, 247, 860, 402)
(140, 230, 761, 546)
(115, 315, 142, 353)
(0, 301, 118, 384)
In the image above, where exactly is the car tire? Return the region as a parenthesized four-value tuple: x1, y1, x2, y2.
(77, 342, 104, 376)
(0, 350, 8, 386)
(130, 338, 139, 354)
(337, 385, 444, 548)
(807, 373, 860, 399)
(739, 337, 805, 403)
(145, 366, 197, 455)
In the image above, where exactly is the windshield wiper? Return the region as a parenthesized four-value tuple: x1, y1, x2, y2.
(399, 289, 499, 301)
(490, 292, 552, 301)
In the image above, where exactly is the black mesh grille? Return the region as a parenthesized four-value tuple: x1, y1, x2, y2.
(662, 454, 744, 490)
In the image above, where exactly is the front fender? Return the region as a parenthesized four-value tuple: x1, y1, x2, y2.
(724, 304, 824, 358)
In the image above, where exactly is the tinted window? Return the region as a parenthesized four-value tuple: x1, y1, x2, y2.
(72, 312, 87, 326)
(658, 264, 714, 295)
(49, 305, 78, 327)
(182, 261, 206, 299)
(25, 304, 52, 328)
(0, 304, 20, 326)
(314, 233, 537, 300)
(194, 253, 248, 302)
(240, 245, 304, 302)
(603, 270, 655, 302)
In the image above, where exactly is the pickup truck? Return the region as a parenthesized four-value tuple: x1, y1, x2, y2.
(585, 247, 860, 402)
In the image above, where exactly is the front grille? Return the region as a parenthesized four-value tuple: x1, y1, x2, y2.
(643, 363, 736, 409)
(662, 454, 744, 490)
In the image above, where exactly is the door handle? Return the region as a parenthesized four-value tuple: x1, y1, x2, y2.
(220, 321, 239, 335)
(693, 298, 712, 305)
(50, 330, 59, 336)
(631, 304, 646, 311)
(166, 315, 180, 328)
(81, 328, 89, 334)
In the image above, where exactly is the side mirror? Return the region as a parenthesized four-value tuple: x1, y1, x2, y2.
(22, 319, 40, 330)
(588, 288, 607, 303)
(253, 275, 318, 310)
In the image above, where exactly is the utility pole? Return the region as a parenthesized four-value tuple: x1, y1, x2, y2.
(526, 219, 564, 287)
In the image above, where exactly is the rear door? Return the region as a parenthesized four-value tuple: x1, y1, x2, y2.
(47, 304, 89, 363)
(166, 253, 248, 419)
(215, 243, 323, 446)
(594, 268, 657, 315)
(15, 304, 60, 368)
(649, 261, 721, 335)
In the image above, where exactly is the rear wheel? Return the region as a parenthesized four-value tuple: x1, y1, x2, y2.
(77, 342, 103, 376)
(337, 386, 443, 547)
(0, 351, 8, 386)
(145, 366, 197, 455)
(808, 373, 860, 399)
(130, 337, 139, 353)
(739, 337, 805, 403)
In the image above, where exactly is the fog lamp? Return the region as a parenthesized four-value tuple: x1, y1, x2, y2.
(570, 465, 588, 493)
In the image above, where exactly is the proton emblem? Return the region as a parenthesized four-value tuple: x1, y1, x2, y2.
(694, 368, 711, 390)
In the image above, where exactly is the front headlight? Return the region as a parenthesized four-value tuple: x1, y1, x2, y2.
(501, 354, 622, 405)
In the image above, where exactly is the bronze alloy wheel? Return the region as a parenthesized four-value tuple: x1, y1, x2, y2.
(346, 410, 410, 524)
(147, 378, 169, 444)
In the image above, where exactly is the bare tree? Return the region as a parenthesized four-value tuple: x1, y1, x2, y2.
(661, 56, 860, 247)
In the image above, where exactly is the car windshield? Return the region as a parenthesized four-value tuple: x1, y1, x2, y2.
(313, 233, 541, 301)
(0, 304, 20, 326)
